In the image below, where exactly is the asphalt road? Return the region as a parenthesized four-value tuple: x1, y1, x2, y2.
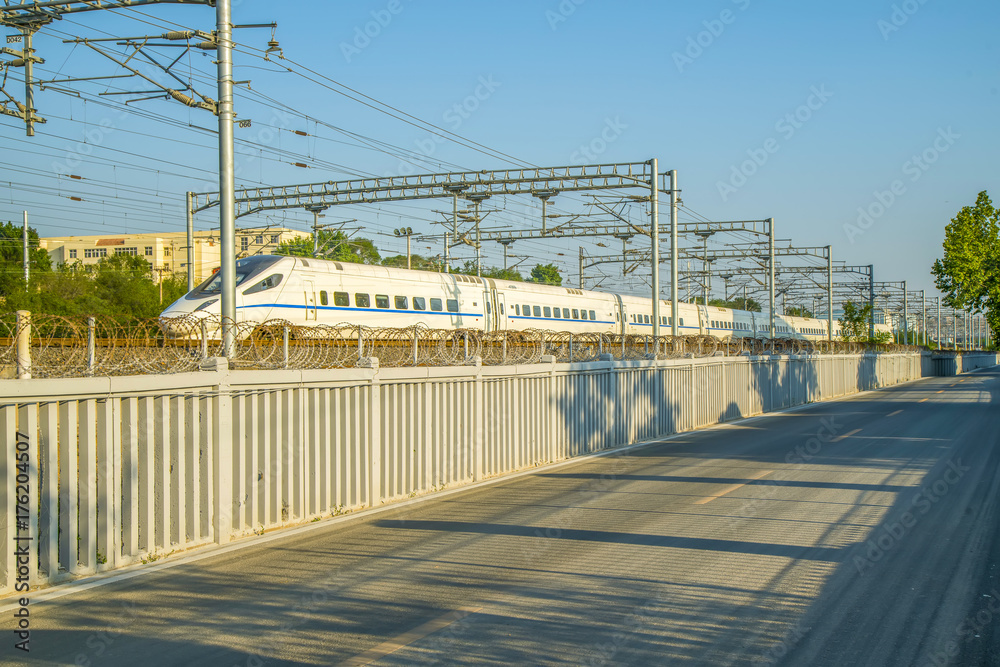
(6, 368, 1000, 666)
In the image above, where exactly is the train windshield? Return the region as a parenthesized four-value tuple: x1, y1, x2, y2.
(187, 255, 284, 299)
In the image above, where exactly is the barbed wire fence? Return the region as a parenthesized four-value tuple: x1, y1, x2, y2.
(0, 312, 922, 379)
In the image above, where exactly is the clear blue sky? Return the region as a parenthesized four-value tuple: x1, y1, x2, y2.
(1, 0, 997, 303)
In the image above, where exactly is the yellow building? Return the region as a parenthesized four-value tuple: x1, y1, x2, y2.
(40, 227, 310, 284)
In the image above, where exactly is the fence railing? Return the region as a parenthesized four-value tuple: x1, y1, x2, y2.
(1, 311, 921, 378)
(0, 351, 926, 594)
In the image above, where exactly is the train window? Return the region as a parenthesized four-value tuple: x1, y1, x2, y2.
(543, 306, 551, 317)
(514, 304, 520, 315)
(430, 298, 443, 312)
(355, 293, 371, 308)
(500, 304, 504, 314)
(242, 273, 283, 295)
(334, 292, 349, 307)
(446, 299, 459, 313)
(615, 312, 619, 322)
(644, 315, 649, 324)
(589, 310, 596, 320)
(553, 308, 561, 319)
(533, 306, 541, 317)
(319, 291, 329, 306)
(395, 296, 408, 310)
(375, 295, 390, 309)
(574, 309, 580, 320)
(486, 302, 491, 314)
(563, 308, 570, 318)
(680, 318, 684, 326)
(523, 304, 531, 316)
(413, 297, 426, 311)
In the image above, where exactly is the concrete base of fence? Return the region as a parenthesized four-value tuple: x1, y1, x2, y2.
(0, 350, 992, 595)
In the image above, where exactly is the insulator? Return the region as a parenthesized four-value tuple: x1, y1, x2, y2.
(163, 31, 193, 40)
(168, 90, 198, 107)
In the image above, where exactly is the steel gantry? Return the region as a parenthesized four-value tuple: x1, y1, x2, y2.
(191, 161, 690, 336)
(0, 0, 214, 135)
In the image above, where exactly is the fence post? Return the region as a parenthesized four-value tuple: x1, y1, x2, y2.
(474, 356, 484, 482)
(87, 316, 96, 376)
(412, 327, 419, 365)
(211, 360, 233, 544)
(282, 326, 290, 369)
(568, 334, 574, 362)
(15, 310, 30, 379)
(199, 320, 208, 362)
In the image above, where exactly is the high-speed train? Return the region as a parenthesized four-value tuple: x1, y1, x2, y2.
(161, 254, 888, 341)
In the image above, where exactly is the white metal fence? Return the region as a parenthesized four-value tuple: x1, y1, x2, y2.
(0, 352, 928, 593)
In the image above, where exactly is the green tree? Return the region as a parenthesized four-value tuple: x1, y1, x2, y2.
(931, 191, 1000, 337)
(275, 231, 381, 265)
(381, 253, 441, 271)
(838, 301, 873, 342)
(705, 297, 762, 312)
(0, 221, 51, 305)
(526, 263, 562, 286)
(448, 261, 523, 281)
(91, 254, 166, 319)
(785, 306, 814, 318)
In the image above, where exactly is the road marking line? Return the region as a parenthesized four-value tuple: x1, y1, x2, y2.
(695, 470, 772, 504)
(919, 398, 929, 403)
(341, 607, 482, 666)
(886, 409, 903, 417)
(832, 428, 862, 442)
(936, 390, 945, 394)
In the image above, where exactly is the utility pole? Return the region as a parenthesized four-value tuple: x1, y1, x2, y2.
(22, 210, 29, 287)
(936, 297, 941, 349)
(394, 227, 414, 269)
(826, 245, 833, 342)
(306, 205, 329, 257)
(579, 246, 584, 289)
(217, 0, 237, 358)
(185, 192, 194, 291)
(650, 158, 659, 337)
(670, 169, 679, 337)
(868, 265, 875, 341)
(902, 281, 908, 344)
(444, 232, 450, 273)
(768, 219, 776, 339)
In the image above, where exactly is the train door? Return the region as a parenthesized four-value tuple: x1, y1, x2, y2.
(482, 289, 503, 332)
(495, 292, 507, 331)
(303, 279, 317, 321)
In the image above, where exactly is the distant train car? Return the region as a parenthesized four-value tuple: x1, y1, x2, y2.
(161, 255, 888, 342)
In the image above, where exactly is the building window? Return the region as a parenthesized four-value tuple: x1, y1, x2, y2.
(241, 237, 249, 251)
(84, 248, 108, 258)
(163, 247, 171, 257)
(255, 235, 263, 245)
(69, 249, 77, 259)
(114, 247, 138, 256)
(270, 234, 279, 244)
(145, 246, 153, 256)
